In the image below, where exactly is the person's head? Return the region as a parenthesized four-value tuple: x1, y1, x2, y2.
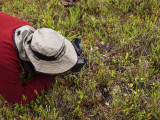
(14, 27, 85, 75)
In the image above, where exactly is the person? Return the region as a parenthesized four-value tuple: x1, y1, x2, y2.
(0, 11, 85, 105)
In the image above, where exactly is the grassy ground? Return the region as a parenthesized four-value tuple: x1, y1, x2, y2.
(0, 0, 160, 119)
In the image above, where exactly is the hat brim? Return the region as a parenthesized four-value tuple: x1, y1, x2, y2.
(24, 38, 78, 75)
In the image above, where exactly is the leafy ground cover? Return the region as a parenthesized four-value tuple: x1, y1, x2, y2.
(0, 0, 160, 119)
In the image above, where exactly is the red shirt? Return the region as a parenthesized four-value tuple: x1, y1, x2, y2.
(0, 11, 52, 104)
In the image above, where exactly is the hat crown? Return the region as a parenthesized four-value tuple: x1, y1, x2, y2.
(31, 28, 65, 57)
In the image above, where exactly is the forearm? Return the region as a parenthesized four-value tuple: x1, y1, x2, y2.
(21, 74, 53, 104)
(0, 67, 53, 105)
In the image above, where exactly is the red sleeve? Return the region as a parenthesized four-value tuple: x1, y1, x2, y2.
(0, 60, 52, 105)
(21, 74, 52, 104)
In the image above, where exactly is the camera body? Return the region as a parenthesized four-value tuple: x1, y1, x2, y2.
(71, 38, 85, 72)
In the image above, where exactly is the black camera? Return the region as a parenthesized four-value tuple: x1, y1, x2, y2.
(71, 38, 85, 72)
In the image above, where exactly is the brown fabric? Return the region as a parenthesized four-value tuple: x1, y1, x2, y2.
(61, 0, 76, 6)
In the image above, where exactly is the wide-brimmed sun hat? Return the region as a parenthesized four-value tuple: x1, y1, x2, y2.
(14, 26, 78, 74)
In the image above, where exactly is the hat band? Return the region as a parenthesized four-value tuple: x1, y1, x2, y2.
(30, 45, 66, 61)
(31, 49, 57, 61)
